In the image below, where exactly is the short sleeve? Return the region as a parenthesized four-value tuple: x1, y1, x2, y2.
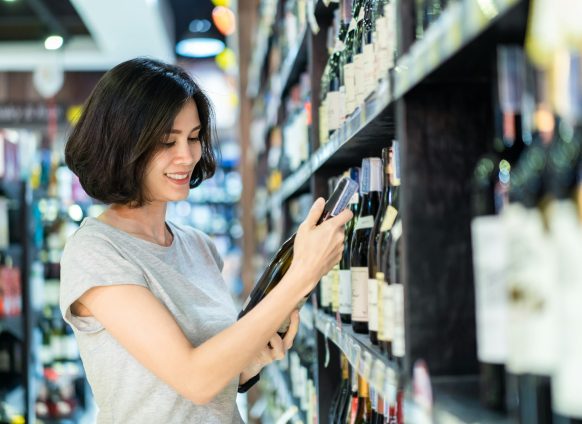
(59, 232, 147, 333)
(200, 232, 224, 271)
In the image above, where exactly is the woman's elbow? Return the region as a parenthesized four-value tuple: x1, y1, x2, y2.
(183, 382, 219, 406)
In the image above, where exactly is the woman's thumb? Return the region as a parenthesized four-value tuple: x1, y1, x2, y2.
(303, 198, 325, 228)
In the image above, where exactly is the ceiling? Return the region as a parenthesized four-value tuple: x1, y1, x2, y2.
(0, 0, 226, 71)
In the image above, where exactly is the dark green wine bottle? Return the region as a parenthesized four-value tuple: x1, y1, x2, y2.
(239, 177, 358, 336)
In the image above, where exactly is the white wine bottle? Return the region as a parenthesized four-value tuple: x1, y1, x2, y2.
(239, 177, 359, 335)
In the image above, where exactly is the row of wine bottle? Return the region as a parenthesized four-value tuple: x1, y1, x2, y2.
(471, 45, 582, 422)
(328, 354, 402, 423)
(320, 0, 396, 144)
(319, 142, 404, 364)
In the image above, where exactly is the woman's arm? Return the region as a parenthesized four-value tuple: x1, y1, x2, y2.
(76, 199, 352, 405)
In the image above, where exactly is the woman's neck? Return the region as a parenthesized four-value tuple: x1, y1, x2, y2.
(98, 202, 172, 247)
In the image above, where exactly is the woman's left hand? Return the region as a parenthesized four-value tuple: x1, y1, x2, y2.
(240, 309, 300, 383)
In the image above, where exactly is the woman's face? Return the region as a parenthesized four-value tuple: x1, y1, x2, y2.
(144, 99, 203, 204)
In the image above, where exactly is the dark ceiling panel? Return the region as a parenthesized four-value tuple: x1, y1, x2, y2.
(0, 0, 89, 42)
(168, 0, 224, 42)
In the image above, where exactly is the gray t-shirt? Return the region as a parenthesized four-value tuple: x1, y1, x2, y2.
(59, 217, 244, 424)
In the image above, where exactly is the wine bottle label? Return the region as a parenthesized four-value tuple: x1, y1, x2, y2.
(320, 274, 331, 308)
(372, 30, 379, 83)
(331, 266, 340, 312)
(392, 284, 405, 357)
(338, 85, 346, 125)
(355, 215, 375, 230)
(377, 274, 385, 340)
(547, 200, 582, 417)
(380, 206, 398, 232)
(344, 62, 355, 115)
(504, 204, 557, 375)
(319, 102, 328, 144)
(351, 267, 369, 322)
(327, 90, 340, 131)
(354, 53, 364, 106)
(339, 269, 352, 314)
(470, 215, 508, 364)
(382, 281, 394, 342)
(368, 278, 379, 331)
(363, 43, 375, 98)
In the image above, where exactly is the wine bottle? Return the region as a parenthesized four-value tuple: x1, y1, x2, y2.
(368, 147, 390, 345)
(378, 143, 400, 358)
(376, 394, 386, 424)
(343, 0, 358, 117)
(351, 158, 382, 334)
(471, 45, 528, 411)
(331, 354, 351, 423)
(353, 0, 366, 107)
(329, 176, 341, 316)
(537, 56, 582, 422)
(239, 177, 359, 335)
(344, 366, 359, 424)
(354, 375, 373, 423)
(362, 0, 376, 100)
(390, 217, 404, 368)
(340, 167, 361, 324)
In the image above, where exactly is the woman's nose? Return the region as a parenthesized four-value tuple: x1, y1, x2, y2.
(175, 141, 195, 165)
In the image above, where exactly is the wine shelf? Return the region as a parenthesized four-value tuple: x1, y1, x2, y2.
(315, 310, 513, 423)
(314, 310, 399, 401)
(264, 364, 304, 424)
(0, 315, 23, 340)
(247, 0, 278, 98)
(254, 0, 525, 217)
(265, 27, 309, 129)
(394, 0, 520, 98)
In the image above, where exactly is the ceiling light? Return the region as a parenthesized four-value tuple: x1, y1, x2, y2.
(189, 19, 211, 33)
(176, 37, 225, 58)
(3, 0, 18, 3)
(44, 35, 63, 50)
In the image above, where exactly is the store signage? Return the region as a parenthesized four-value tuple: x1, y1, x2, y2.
(0, 103, 66, 126)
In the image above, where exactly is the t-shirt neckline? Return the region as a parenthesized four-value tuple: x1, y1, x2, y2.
(84, 217, 176, 251)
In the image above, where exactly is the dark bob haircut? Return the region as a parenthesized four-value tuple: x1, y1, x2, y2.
(65, 57, 217, 207)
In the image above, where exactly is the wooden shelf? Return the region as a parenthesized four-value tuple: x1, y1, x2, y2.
(257, 0, 525, 214)
(315, 310, 399, 399)
(394, 0, 521, 98)
(265, 27, 309, 129)
(264, 364, 305, 424)
(315, 310, 513, 423)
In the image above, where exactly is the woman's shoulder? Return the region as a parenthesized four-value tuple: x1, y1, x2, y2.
(62, 218, 123, 259)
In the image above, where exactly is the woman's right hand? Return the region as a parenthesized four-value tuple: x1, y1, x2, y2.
(289, 197, 353, 295)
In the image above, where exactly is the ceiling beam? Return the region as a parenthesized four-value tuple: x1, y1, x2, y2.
(25, 0, 70, 40)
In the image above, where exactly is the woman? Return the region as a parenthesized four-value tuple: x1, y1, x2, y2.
(59, 57, 352, 423)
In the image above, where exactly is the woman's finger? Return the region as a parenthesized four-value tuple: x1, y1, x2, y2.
(283, 310, 300, 350)
(268, 335, 285, 360)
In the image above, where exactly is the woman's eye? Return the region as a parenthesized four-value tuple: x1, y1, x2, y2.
(162, 142, 175, 148)
(188, 137, 200, 143)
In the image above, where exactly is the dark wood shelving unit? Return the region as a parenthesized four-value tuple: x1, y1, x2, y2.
(0, 315, 24, 341)
(244, 0, 531, 422)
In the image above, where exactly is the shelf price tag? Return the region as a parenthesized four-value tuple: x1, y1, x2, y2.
(353, 344, 362, 374)
(383, 366, 397, 404)
(371, 360, 386, 395)
(323, 321, 332, 368)
(361, 351, 373, 381)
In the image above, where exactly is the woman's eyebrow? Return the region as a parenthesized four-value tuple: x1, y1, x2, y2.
(167, 124, 201, 134)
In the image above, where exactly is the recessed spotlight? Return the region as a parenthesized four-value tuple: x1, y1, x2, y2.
(44, 35, 63, 50)
(176, 37, 225, 58)
(189, 19, 211, 33)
